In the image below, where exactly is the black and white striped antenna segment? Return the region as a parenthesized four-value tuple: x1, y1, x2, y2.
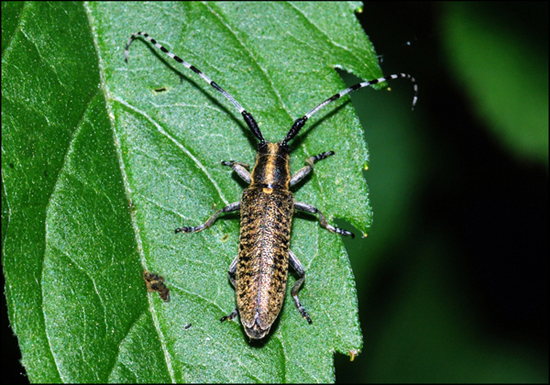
(125, 32, 417, 147)
(307, 73, 418, 118)
(283, 73, 418, 146)
(125, 32, 246, 113)
(125, 32, 265, 144)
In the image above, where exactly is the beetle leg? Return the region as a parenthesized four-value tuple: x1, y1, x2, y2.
(289, 151, 334, 187)
(222, 160, 251, 184)
(220, 309, 238, 323)
(294, 201, 355, 238)
(220, 256, 239, 322)
(289, 250, 312, 324)
(175, 201, 240, 234)
(227, 255, 238, 288)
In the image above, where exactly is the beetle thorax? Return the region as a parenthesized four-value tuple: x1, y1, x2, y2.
(249, 142, 290, 190)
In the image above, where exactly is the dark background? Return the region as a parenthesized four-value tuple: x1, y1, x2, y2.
(334, 2, 548, 383)
(2, 2, 547, 383)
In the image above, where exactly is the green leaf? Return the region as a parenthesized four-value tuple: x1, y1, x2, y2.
(441, 2, 549, 165)
(3, 2, 384, 382)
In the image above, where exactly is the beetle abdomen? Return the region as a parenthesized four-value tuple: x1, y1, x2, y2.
(237, 186, 294, 338)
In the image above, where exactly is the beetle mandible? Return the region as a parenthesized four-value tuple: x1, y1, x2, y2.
(125, 32, 417, 339)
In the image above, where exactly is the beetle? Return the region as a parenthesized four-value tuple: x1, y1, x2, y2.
(125, 32, 417, 339)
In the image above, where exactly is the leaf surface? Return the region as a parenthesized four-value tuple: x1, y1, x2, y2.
(2, 2, 383, 382)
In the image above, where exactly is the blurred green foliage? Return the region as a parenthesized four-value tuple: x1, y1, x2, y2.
(442, 2, 548, 164)
(334, 2, 548, 383)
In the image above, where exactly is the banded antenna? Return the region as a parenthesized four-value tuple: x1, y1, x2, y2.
(125, 32, 418, 149)
(282, 73, 417, 147)
(125, 32, 265, 145)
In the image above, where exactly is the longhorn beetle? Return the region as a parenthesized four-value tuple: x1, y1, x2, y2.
(125, 32, 417, 339)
